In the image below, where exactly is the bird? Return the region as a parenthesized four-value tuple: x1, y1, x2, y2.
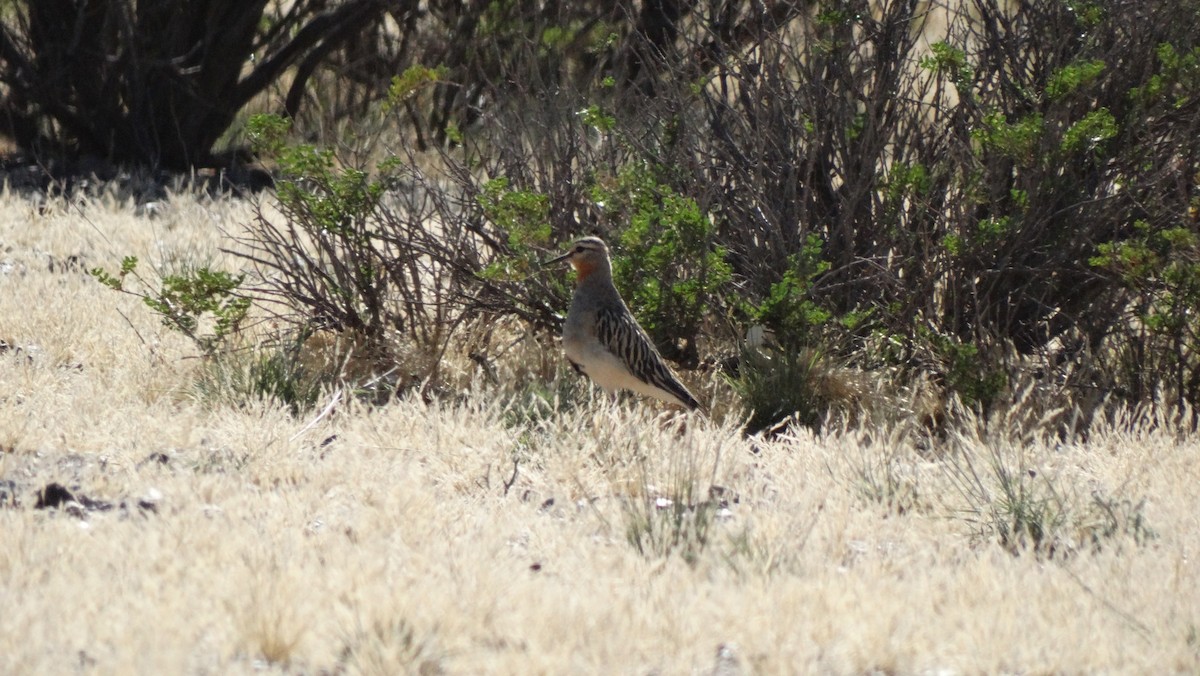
(545, 236, 701, 410)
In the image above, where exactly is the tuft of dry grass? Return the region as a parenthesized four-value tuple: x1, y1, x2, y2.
(1, 192, 1199, 673)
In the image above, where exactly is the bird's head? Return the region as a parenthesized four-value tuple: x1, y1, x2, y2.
(544, 236, 610, 282)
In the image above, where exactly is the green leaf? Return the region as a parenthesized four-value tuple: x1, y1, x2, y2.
(1061, 108, 1118, 153)
(1046, 60, 1105, 101)
(386, 65, 449, 108)
(579, 104, 616, 132)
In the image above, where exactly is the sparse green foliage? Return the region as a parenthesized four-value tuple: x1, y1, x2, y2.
(945, 438, 1156, 558)
(144, 269, 250, 345)
(246, 114, 396, 349)
(926, 333, 1007, 411)
(245, 114, 294, 157)
(884, 162, 931, 203)
(478, 178, 552, 250)
(579, 104, 616, 133)
(1065, 0, 1105, 26)
(1091, 220, 1200, 404)
(195, 337, 331, 415)
(444, 120, 464, 145)
(732, 347, 849, 435)
(1061, 108, 1117, 153)
(386, 65, 450, 107)
(1046, 59, 1106, 100)
(90, 255, 139, 291)
(972, 111, 1045, 163)
(920, 41, 974, 96)
(264, 130, 385, 237)
(1134, 43, 1200, 106)
(90, 257, 249, 357)
(743, 235, 832, 350)
(474, 179, 570, 317)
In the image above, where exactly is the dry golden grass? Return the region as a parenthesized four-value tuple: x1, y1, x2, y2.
(1, 192, 1199, 674)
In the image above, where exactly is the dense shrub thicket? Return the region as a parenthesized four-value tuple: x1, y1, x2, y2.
(0, 0, 394, 169)
(76, 1, 1200, 430)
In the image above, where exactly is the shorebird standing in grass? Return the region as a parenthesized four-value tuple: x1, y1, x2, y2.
(545, 236, 701, 410)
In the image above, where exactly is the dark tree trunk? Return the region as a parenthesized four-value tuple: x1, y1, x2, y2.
(0, 0, 390, 171)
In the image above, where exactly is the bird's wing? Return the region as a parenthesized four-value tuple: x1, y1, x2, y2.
(593, 304, 700, 409)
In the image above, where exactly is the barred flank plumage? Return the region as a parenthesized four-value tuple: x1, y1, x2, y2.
(595, 304, 700, 410)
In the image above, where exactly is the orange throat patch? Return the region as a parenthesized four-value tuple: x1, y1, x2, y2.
(572, 259, 596, 282)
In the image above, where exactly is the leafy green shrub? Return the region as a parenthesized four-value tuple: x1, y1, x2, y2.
(1091, 220, 1200, 405)
(91, 256, 249, 357)
(475, 177, 556, 286)
(90, 251, 347, 413)
(922, 332, 1008, 412)
(243, 114, 396, 356)
(741, 234, 833, 351)
(194, 0, 1200, 428)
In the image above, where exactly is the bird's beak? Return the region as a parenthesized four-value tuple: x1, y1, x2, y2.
(542, 250, 573, 267)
